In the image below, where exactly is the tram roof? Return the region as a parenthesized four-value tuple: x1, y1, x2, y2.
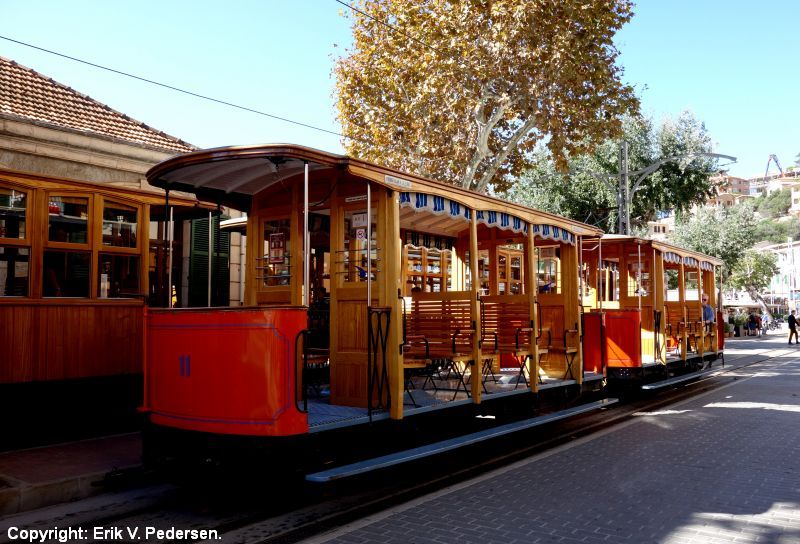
(591, 234, 723, 267)
(146, 143, 603, 237)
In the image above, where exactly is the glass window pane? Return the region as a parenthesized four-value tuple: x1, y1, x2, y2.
(343, 209, 377, 283)
(260, 219, 291, 287)
(43, 250, 90, 297)
(103, 202, 138, 248)
(0, 246, 29, 296)
(0, 188, 27, 239)
(99, 254, 141, 298)
(49, 196, 89, 244)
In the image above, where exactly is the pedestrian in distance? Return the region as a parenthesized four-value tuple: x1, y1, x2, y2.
(747, 313, 757, 337)
(788, 310, 798, 345)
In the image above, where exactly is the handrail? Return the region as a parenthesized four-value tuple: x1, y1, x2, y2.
(294, 329, 309, 413)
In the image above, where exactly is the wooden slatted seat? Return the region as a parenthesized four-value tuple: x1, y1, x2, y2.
(664, 307, 684, 356)
(403, 293, 475, 399)
(685, 306, 704, 353)
(480, 295, 533, 389)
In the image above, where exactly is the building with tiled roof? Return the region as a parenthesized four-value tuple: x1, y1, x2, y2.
(0, 57, 243, 448)
(0, 56, 194, 155)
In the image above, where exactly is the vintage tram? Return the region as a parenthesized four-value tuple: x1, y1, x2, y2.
(139, 144, 723, 469)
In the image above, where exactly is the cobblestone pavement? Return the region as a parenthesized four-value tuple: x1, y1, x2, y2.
(303, 355, 800, 544)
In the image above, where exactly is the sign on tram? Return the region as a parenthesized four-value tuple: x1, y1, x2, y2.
(269, 232, 286, 264)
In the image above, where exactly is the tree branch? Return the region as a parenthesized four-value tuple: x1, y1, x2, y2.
(474, 115, 538, 193)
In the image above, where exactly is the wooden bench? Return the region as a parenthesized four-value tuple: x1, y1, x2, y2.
(664, 307, 685, 356)
(403, 293, 476, 399)
(480, 295, 534, 389)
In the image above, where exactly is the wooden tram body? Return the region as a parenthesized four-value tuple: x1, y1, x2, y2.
(580, 235, 723, 383)
(140, 144, 603, 449)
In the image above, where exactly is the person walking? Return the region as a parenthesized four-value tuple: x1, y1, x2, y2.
(788, 310, 798, 345)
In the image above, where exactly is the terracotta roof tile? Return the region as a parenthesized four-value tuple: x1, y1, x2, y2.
(0, 56, 196, 154)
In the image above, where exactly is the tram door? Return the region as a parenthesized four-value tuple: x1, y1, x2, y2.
(329, 199, 380, 408)
(307, 213, 331, 352)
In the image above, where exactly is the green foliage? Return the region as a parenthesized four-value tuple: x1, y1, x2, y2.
(729, 250, 779, 292)
(752, 217, 800, 244)
(505, 111, 719, 232)
(671, 202, 756, 279)
(754, 189, 792, 219)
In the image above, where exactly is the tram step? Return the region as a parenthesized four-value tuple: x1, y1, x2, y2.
(305, 398, 619, 483)
(641, 367, 716, 390)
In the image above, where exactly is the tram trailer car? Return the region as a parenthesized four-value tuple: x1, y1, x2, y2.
(581, 235, 724, 388)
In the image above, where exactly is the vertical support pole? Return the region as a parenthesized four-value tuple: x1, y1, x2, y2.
(637, 243, 642, 311)
(698, 261, 705, 359)
(598, 238, 603, 311)
(623, 141, 630, 235)
(164, 188, 170, 308)
(383, 190, 404, 421)
(469, 211, 482, 402)
(304, 161, 310, 307)
(678, 259, 687, 361)
(207, 210, 213, 307)
(366, 182, 371, 307)
(168, 206, 174, 308)
(526, 223, 539, 394)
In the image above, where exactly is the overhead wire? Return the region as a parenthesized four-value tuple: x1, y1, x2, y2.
(0, 34, 361, 143)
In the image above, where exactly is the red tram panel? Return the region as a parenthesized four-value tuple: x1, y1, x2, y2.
(143, 307, 308, 437)
(604, 309, 642, 368)
(717, 311, 725, 350)
(582, 312, 605, 374)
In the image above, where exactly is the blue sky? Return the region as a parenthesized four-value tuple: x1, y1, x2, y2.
(2, 0, 798, 178)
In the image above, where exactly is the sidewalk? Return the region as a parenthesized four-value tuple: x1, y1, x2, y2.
(304, 351, 800, 544)
(0, 433, 140, 516)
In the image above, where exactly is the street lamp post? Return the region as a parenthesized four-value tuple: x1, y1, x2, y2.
(587, 142, 737, 235)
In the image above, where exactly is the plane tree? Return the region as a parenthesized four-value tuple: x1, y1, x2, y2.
(334, 0, 639, 193)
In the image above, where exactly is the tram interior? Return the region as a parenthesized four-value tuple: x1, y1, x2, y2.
(245, 175, 593, 429)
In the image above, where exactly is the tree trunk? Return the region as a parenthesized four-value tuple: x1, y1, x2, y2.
(746, 285, 771, 318)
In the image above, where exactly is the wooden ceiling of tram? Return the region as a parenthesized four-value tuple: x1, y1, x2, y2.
(399, 206, 469, 237)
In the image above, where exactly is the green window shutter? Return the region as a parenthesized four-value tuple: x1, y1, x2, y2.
(188, 216, 231, 307)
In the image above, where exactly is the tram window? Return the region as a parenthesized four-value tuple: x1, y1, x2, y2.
(48, 196, 89, 244)
(628, 262, 650, 297)
(0, 246, 29, 296)
(98, 254, 140, 298)
(343, 209, 377, 283)
(0, 187, 26, 239)
(260, 219, 291, 287)
(102, 202, 138, 248)
(598, 259, 619, 301)
(537, 256, 560, 295)
(665, 269, 680, 301)
(43, 250, 90, 297)
(684, 271, 699, 300)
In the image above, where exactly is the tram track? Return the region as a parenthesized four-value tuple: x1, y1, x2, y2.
(3, 345, 794, 544)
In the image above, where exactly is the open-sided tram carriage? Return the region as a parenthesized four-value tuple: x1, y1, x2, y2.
(139, 144, 724, 470)
(580, 235, 724, 386)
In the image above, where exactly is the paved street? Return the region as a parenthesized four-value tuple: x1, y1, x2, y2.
(304, 332, 800, 544)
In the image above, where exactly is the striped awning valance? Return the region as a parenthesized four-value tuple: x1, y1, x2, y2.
(531, 223, 576, 245)
(664, 251, 682, 264)
(398, 192, 577, 243)
(399, 192, 471, 223)
(684, 256, 698, 267)
(399, 192, 529, 235)
(700, 261, 715, 271)
(475, 210, 528, 235)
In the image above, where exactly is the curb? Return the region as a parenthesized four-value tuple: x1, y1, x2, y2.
(0, 465, 138, 517)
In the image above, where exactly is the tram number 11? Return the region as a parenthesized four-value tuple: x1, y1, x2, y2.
(179, 355, 191, 377)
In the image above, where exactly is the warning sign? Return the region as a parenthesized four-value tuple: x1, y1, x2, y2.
(355, 228, 366, 241)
